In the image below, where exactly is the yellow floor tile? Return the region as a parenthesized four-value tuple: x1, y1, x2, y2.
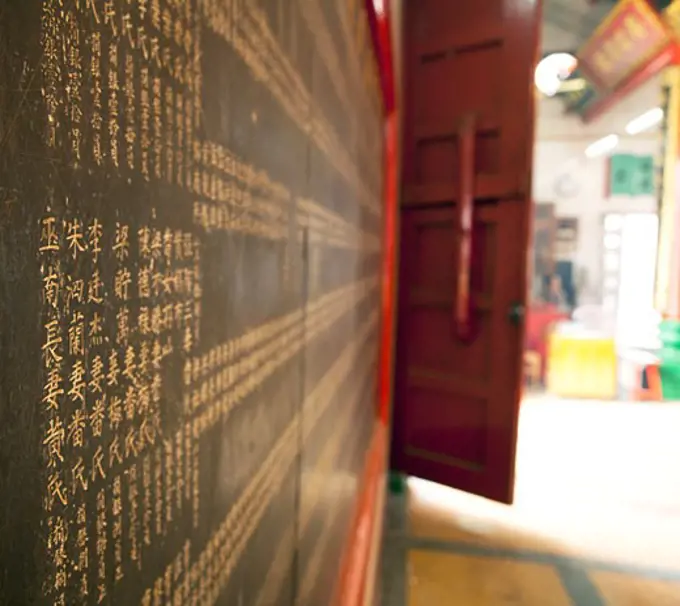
(591, 571, 680, 606)
(408, 550, 572, 606)
(406, 399, 680, 571)
(409, 485, 576, 557)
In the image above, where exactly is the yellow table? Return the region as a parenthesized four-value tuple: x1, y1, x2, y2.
(546, 332, 617, 399)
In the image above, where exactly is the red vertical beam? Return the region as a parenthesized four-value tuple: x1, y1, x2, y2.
(378, 112, 398, 424)
(366, 0, 398, 423)
(332, 2, 398, 605)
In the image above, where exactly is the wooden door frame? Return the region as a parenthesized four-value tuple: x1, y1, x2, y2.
(331, 2, 399, 606)
(365, 1, 400, 427)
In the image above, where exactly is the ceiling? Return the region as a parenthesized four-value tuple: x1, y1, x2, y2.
(542, 0, 618, 53)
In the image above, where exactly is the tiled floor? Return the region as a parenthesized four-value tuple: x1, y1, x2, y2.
(380, 396, 680, 605)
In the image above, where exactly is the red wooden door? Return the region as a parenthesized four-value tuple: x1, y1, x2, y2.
(391, 0, 542, 503)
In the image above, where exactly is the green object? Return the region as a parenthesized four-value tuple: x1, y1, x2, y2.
(388, 471, 406, 495)
(563, 77, 600, 116)
(609, 154, 655, 196)
(658, 320, 680, 399)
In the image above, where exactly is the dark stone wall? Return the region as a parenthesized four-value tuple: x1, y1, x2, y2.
(0, 1, 383, 604)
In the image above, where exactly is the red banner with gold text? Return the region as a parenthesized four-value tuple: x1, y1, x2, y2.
(578, 0, 672, 91)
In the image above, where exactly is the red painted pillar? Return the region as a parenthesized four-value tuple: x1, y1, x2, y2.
(378, 111, 398, 425)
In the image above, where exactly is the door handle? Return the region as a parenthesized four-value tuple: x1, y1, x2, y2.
(508, 302, 525, 326)
(453, 113, 476, 343)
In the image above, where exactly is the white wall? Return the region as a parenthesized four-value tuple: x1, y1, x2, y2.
(532, 78, 662, 304)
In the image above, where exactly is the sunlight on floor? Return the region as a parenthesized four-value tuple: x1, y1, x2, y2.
(381, 396, 680, 605)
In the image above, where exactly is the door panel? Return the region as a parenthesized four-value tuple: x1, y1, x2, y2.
(392, 0, 541, 503)
(393, 203, 526, 502)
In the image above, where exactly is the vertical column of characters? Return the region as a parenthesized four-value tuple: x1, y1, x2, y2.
(129, 226, 148, 575)
(159, 232, 175, 542)
(177, 0, 195, 194)
(209, 347, 220, 420)
(82, 224, 101, 606)
(136, 225, 157, 566)
(69, 215, 104, 602)
(111, 221, 133, 594)
(87, 1, 105, 167)
(41, 0, 66, 149)
(181, 329, 195, 545)
(217, 147, 231, 226)
(171, 1, 187, 190)
(63, 215, 95, 601)
(170, 230, 192, 536)
(65, 7, 84, 164)
(139, 61, 152, 180)
(149, 0, 164, 181)
(137, 0, 152, 179)
(153, 439, 164, 562)
(224, 148, 237, 231)
(180, 540, 192, 605)
(137, 223, 167, 551)
(39, 216, 67, 606)
(191, 3, 203, 197)
(190, 231, 202, 362)
(197, 144, 211, 224)
(204, 145, 216, 227)
(161, 2, 175, 185)
(177, 234, 199, 531)
(140, 537, 193, 606)
(104, 0, 120, 169)
(169, 232, 186, 532)
(94, 485, 107, 604)
(122, 0, 138, 174)
(135, 225, 155, 455)
(141, 449, 152, 561)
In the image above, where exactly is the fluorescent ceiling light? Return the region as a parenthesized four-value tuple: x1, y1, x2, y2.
(534, 53, 577, 97)
(557, 78, 586, 93)
(625, 107, 663, 135)
(585, 134, 619, 158)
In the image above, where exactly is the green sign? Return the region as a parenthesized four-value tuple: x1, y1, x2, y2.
(563, 78, 600, 116)
(609, 154, 655, 196)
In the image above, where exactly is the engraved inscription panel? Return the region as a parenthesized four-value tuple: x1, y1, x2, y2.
(0, 1, 383, 604)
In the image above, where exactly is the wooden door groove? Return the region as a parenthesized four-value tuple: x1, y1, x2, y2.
(407, 368, 490, 398)
(409, 290, 493, 312)
(415, 26, 505, 57)
(405, 447, 485, 472)
(403, 177, 522, 206)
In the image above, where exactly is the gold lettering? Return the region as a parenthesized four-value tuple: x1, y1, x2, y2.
(42, 266, 61, 309)
(72, 457, 89, 493)
(40, 217, 60, 253)
(110, 395, 124, 431)
(44, 416, 66, 466)
(113, 223, 130, 261)
(66, 218, 88, 259)
(107, 350, 121, 386)
(67, 408, 87, 448)
(90, 397, 106, 437)
(47, 472, 68, 509)
(68, 360, 87, 405)
(42, 367, 64, 412)
(109, 436, 123, 468)
(624, 14, 648, 41)
(68, 311, 85, 356)
(42, 319, 63, 369)
(92, 445, 106, 481)
(88, 269, 105, 304)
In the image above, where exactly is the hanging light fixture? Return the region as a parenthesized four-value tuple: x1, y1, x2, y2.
(585, 134, 619, 158)
(625, 107, 664, 135)
(534, 53, 578, 97)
